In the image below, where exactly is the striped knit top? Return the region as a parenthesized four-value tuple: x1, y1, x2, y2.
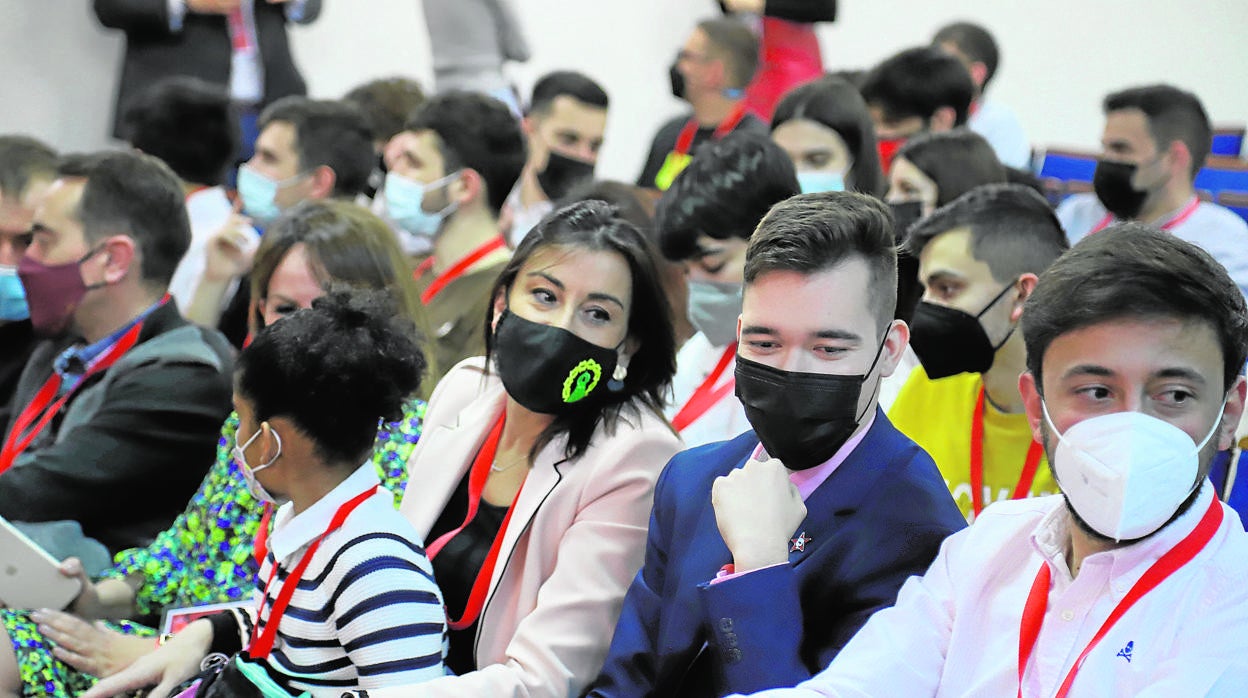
(226, 464, 447, 694)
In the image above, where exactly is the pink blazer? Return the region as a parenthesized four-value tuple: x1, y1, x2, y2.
(389, 357, 683, 698)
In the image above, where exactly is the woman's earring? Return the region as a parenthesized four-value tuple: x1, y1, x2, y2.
(608, 357, 628, 392)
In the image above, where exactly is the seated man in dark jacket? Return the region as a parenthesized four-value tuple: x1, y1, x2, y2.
(0, 151, 233, 571)
(586, 192, 966, 698)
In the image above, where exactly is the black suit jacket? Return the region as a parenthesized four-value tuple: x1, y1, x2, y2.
(0, 302, 233, 553)
(587, 412, 966, 697)
(94, 0, 322, 137)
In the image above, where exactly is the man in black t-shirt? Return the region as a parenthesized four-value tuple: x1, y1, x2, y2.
(637, 17, 769, 191)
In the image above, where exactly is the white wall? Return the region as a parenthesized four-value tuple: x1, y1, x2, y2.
(3, 1, 1246, 181)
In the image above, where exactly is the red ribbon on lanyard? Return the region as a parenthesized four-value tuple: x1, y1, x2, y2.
(673, 102, 748, 157)
(249, 484, 379, 659)
(415, 236, 507, 305)
(970, 387, 1044, 517)
(1089, 196, 1200, 235)
(0, 306, 161, 475)
(1016, 497, 1222, 697)
(426, 413, 526, 631)
(671, 344, 737, 433)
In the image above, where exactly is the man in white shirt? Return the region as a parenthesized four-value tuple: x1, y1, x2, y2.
(1057, 84, 1248, 299)
(738, 223, 1248, 698)
(503, 71, 609, 246)
(933, 22, 1031, 169)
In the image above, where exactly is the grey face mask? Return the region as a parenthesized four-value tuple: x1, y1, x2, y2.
(686, 279, 743, 347)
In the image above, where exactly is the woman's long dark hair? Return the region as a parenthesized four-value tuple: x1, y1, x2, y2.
(484, 200, 678, 463)
(772, 76, 887, 198)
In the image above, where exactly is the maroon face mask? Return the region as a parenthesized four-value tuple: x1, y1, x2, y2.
(17, 247, 105, 337)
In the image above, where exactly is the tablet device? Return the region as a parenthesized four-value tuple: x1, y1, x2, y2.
(0, 517, 82, 609)
(161, 600, 253, 636)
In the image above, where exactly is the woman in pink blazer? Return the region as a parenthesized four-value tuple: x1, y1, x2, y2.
(364, 200, 682, 698)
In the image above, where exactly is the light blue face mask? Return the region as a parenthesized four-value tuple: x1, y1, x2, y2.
(384, 171, 460, 238)
(686, 279, 743, 348)
(797, 171, 846, 194)
(0, 265, 29, 321)
(236, 164, 306, 224)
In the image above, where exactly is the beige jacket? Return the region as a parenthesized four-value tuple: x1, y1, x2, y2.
(382, 357, 682, 698)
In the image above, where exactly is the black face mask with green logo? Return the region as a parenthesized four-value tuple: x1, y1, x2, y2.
(492, 309, 621, 415)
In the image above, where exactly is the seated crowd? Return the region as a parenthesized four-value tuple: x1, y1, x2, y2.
(1, 11, 1247, 698)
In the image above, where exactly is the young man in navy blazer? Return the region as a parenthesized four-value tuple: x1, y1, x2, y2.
(586, 191, 966, 697)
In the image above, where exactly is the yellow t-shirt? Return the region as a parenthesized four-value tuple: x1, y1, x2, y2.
(889, 366, 1058, 522)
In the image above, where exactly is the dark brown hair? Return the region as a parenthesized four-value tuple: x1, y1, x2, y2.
(1023, 223, 1248, 392)
(485, 200, 677, 463)
(745, 191, 898, 331)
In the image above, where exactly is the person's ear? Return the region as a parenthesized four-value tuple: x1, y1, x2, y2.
(259, 420, 282, 464)
(1166, 140, 1192, 181)
(876, 319, 911, 379)
(1019, 371, 1045, 443)
(1010, 273, 1039, 323)
(449, 168, 483, 207)
(622, 334, 641, 361)
(490, 287, 508, 332)
(306, 165, 337, 200)
(708, 57, 729, 90)
(929, 107, 957, 133)
(1216, 375, 1247, 452)
(99, 235, 137, 285)
(968, 61, 989, 89)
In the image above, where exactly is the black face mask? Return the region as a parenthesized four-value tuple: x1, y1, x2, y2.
(734, 339, 886, 471)
(908, 283, 1016, 380)
(888, 200, 925, 244)
(536, 150, 596, 202)
(1093, 159, 1148, 220)
(492, 310, 621, 415)
(669, 62, 686, 100)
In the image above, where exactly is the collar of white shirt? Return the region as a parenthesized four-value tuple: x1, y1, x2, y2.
(268, 463, 381, 562)
(1029, 481, 1218, 590)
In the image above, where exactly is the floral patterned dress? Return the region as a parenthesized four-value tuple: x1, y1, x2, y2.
(1, 401, 425, 697)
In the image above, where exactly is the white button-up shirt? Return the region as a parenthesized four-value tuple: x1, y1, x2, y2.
(738, 483, 1248, 697)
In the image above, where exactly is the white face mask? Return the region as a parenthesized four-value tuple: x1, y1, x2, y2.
(1042, 400, 1225, 541)
(234, 424, 283, 504)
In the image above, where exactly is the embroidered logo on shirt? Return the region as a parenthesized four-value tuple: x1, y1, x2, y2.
(1116, 641, 1134, 663)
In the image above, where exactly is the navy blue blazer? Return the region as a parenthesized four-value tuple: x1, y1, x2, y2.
(585, 409, 966, 697)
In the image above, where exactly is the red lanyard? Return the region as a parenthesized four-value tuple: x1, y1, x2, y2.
(227, 8, 254, 51)
(1016, 497, 1222, 698)
(0, 318, 150, 475)
(671, 344, 737, 433)
(970, 387, 1044, 517)
(426, 413, 526, 631)
(673, 103, 748, 156)
(249, 484, 379, 659)
(1090, 196, 1200, 235)
(415, 235, 507, 305)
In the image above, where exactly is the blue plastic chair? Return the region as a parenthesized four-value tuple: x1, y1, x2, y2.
(1209, 449, 1248, 528)
(1211, 126, 1245, 158)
